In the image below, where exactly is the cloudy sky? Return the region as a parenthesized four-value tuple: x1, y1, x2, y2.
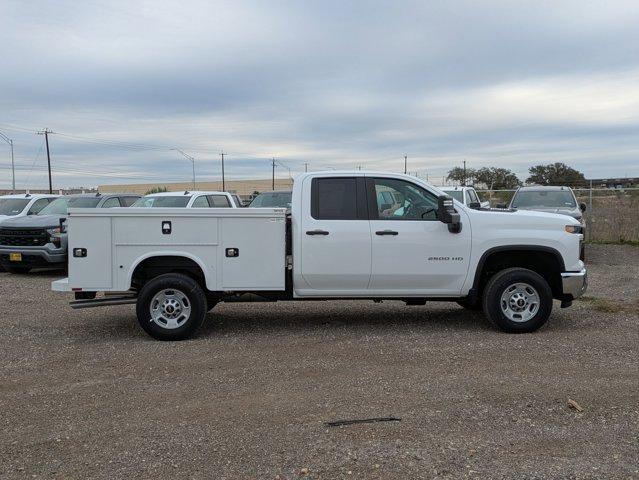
(1, 0, 638, 189)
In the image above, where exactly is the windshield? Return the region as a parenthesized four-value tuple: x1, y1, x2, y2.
(0, 198, 30, 216)
(443, 190, 464, 202)
(511, 190, 577, 209)
(39, 197, 101, 215)
(132, 196, 191, 207)
(249, 192, 292, 208)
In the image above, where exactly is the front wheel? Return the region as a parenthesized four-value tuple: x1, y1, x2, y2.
(483, 268, 553, 333)
(136, 273, 207, 340)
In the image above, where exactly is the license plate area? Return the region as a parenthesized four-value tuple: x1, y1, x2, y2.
(9, 252, 22, 262)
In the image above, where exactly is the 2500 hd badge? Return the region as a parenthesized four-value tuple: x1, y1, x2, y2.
(428, 256, 464, 261)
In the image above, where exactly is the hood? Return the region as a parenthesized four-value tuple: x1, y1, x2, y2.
(474, 206, 580, 226)
(0, 214, 65, 229)
(515, 206, 581, 220)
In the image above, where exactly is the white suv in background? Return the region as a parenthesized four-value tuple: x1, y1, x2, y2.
(0, 193, 59, 222)
(132, 191, 241, 208)
(440, 186, 490, 209)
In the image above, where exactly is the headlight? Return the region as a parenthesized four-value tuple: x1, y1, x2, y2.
(565, 225, 583, 234)
(46, 227, 61, 236)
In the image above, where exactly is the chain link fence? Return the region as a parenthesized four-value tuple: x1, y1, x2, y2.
(475, 187, 639, 243)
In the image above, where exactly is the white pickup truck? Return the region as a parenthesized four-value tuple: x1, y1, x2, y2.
(52, 172, 587, 340)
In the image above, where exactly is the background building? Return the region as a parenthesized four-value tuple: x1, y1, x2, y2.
(97, 178, 293, 199)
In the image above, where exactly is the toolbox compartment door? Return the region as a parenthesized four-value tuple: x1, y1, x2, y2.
(220, 216, 286, 290)
(67, 215, 113, 290)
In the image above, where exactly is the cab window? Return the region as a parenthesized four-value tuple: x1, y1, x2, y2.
(101, 197, 121, 208)
(208, 195, 231, 207)
(27, 198, 52, 215)
(370, 178, 438, 221)
(120, 196, 140, 207)
(191, 195, 210, 207)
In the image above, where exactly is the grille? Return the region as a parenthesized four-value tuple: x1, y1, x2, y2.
(0, 228, 49, 247)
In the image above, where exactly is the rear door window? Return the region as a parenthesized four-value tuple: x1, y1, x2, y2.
(311, 177, 363, 220)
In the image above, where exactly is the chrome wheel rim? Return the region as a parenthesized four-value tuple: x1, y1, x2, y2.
(149, 289, 191, 329)
(500, 282, 540, 323)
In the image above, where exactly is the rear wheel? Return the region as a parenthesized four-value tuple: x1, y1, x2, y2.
(136, 273, 207, 340)
(4, 265, 31, 274)
(483, 268, 552, 333)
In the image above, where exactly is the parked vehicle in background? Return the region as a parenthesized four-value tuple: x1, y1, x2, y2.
(132, 191, 240, 208)
(230, 194, 245, 207)
(505, 186, 586, 223)
(0, 193, 59, 222)
(0, 193, 140, 274)
(248, 190, 292, 208)
(440, 186, 490, 209)
(0, 194, 59, 271)
(53, 172, 586, 341)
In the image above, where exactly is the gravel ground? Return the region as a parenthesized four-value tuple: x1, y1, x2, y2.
(0, 244, 638, 479)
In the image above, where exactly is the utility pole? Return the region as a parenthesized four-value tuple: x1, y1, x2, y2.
(220, 152, 226, 191)
(272, 158, 276, 190)
(0, 131, 15, 192)
(462, 160, 467, 186)
(404, 154, 407, 174)
(37, 129, 53, 193)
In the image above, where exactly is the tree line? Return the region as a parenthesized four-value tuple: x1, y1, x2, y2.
(446, 162, 587, 190)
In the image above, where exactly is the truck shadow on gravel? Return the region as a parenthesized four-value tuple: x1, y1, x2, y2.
(73, 302, 579, 341)
(199, 304, 495, 336)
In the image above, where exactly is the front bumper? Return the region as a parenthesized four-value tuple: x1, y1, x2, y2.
(561, 267, 587, 299)
(0, 244, 67, 268)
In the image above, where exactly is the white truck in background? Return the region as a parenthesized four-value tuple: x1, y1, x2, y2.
(440, 186, 490, 209)
(52, 172, 587, 340)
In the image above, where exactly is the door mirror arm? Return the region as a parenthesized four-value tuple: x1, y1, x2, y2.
(437, 195, 462, 233)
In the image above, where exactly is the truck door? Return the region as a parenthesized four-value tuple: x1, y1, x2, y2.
(299, 176, 372, 292)
(366, 177, 471, 295)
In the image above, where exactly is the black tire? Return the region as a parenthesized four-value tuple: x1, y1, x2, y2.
(456, 298, 482, 310)
(482, 267, 553, 333)
(4, 265, 31, 274)
(136, 273, 207, 341)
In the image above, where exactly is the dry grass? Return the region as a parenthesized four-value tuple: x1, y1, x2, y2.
(578, 296, 624, 313)
(580, 195, 639, 243)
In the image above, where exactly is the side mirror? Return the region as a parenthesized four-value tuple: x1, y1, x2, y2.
(495, 202, 507, 209)
(437, 195, 462, 233)
(579, 202, 586, 212)
(468, 201, 481, 209)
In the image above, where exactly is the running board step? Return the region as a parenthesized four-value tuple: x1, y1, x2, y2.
(70, 297, 137, 309)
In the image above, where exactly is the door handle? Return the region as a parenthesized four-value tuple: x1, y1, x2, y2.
(306, 229, 330, 236)
(375, 230, 399, 236)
